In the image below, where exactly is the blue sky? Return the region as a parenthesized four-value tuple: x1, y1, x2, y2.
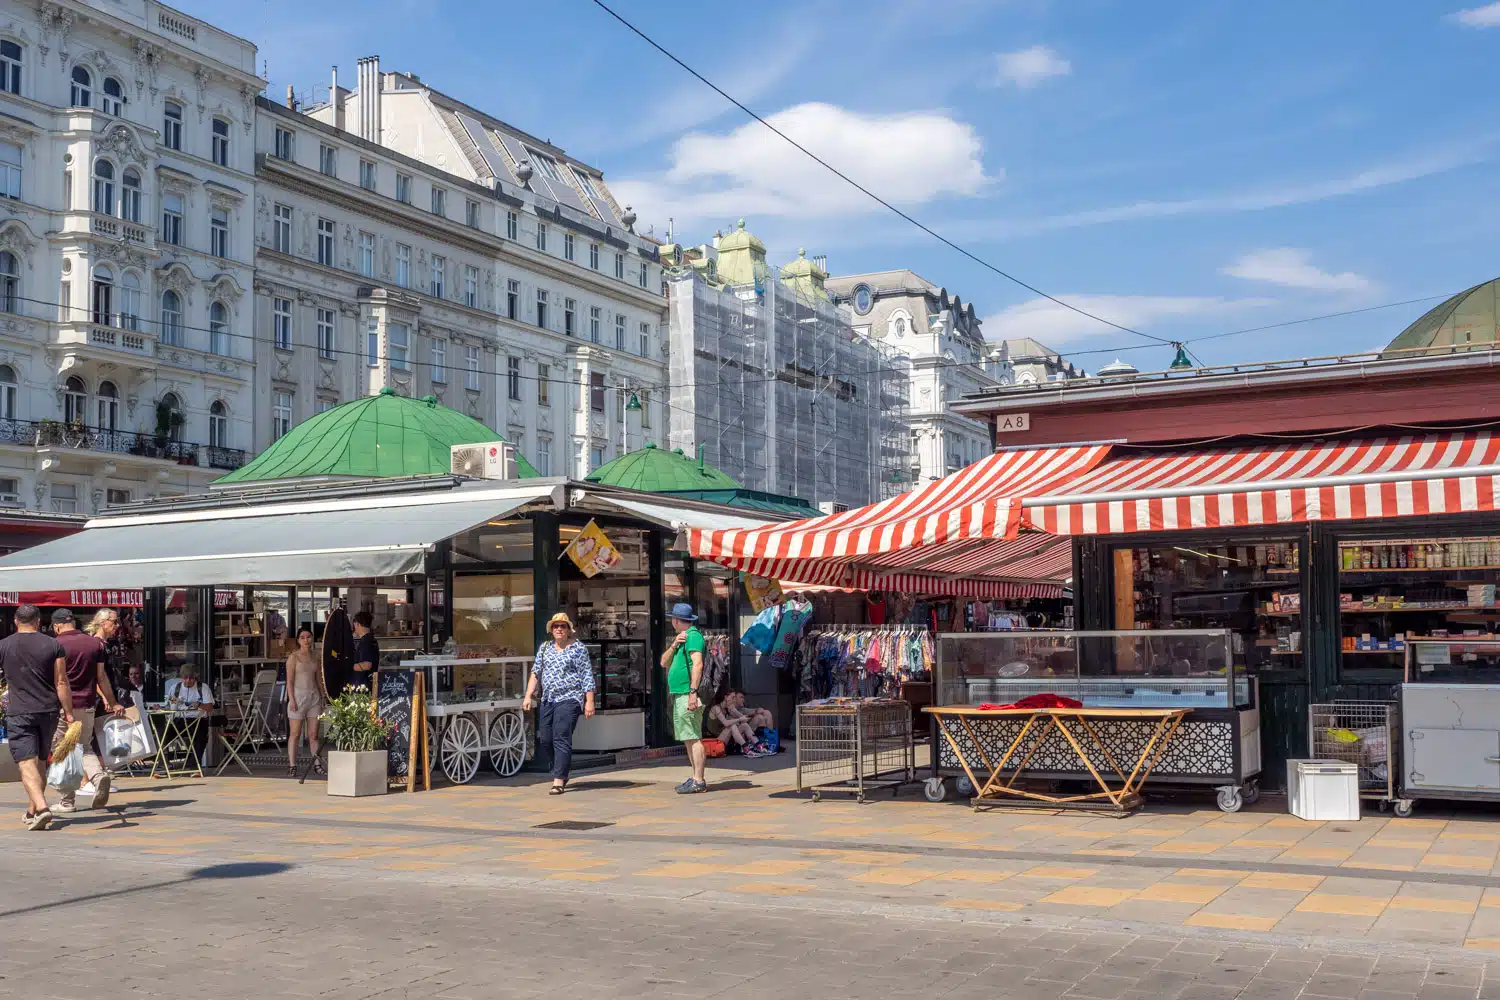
(188, 0, 1500, 371)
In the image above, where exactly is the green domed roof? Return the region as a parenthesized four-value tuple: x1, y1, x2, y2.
(585, 443, 740, 492)
(1386, 278, 1500, 356)
(216, 388, 538, 484)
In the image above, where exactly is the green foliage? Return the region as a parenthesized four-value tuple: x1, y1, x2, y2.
(322, 685, 393, 753)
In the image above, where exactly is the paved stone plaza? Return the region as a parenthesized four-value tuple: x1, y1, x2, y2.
(6, 757, 1500, 999)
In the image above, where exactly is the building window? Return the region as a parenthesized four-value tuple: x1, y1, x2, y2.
(571, 167, 598, 198)
(395, 243, 410, 287)
(538, 364, 550, 406)
(119, 273, 140, 331)
(272, 203, 292, 253)
(161, 193, 183, 245)
(120, 168, 141, 222)
(210, 208, 229, 258)
(590, 372, 605, 413)
(590, 446, 604, 469)
(639, 323, 650, 358)
(464, 346, 481, 391)
(164, 103, 186, 151)
(464, 265, 479, 308)
(430, 186, 445, 216)
(160, 290, 183, 345)
(319, 144, 337, 177)
(560, 232, 575, 263)
(100, 76, 124, 116)
(208, 400, 228, 448)
(317, 307, 335, 360)
(91, 264, 113, 325)
(430, 338, 446, 382)
(70, 65, 90, 108)
(507, 356, 521, 400)
(388, 322, 410, 371)
(358, 231, 375, 277)
(0, 142, 19, 200)
(536, 288, 548, 329)
(506, 279, 519, 320)
(273, 297, 292, 351)
(615, 314, 626, 350)
(588, 306, 600, 344)
(96, 381, 118, 430)
(317, 396, 337, 414)
(465, 198, 479, 228)
(210, 301, 230, 355)
(0, 364, 15, 419)
(92, 159, 114, 215)
(430, 255, 445, 298)
(536, 438, 551, 477)
(614, 253, 624, 279)
(505, 211, 518, 240)
(51, 482, 77, 514)
(0, 251, 15, 313)
(106, 487, 130, 507)
(359, 158, 376, 190)
(211, 117, 230, 166)
(536, 222, 547, 252)
(312, 216, 335, 266)
(640, 390, 651, 428)
(529, 151, 561, 181)
(272, 391, 292, 441)
(64, 375, 86, 425)
(366, 317, 378, 367)
(273, 126, 293, 160)
(589, 244, 599, 270)
(564, 298, 576, 338)
(638, 262, 648, 289)
(395, 172, 411, 203)
(0, 40, 20, 96)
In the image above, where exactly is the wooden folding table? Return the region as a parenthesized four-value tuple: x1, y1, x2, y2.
(924, 705, 1190, 813)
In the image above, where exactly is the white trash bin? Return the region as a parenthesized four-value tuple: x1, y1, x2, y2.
(1287, 759, 1360, 821)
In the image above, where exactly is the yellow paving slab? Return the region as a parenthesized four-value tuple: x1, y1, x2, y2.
(1041, 886, 1137, 907)
(1240, 872, 1324, 890)
(1296, 894, 1389, 916)
(1185, 912, 1280, 931)
(850, 867, 951, 886)
(638, 862, 720, 878)
(1175, 867, 1254, 880)
(1017, 865, 1097, 879)
(730, 859, 815, 876)
(932, 869, 1016, 884)
(1134, 882, 1226, 904)
(1421, 854, 1495, 870)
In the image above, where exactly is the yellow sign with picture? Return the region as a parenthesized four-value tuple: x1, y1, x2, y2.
(743, 574, 784, 613)
(564, 519, 622, 578)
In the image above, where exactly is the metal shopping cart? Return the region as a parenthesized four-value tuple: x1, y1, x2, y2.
(795, 700, 916, 803)
(1308, 701, 1403, 813)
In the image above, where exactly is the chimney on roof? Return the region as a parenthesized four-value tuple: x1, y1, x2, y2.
(285, 84, 296, 110)
(357, 55, 381, 144)
(331, 66, 344, 130)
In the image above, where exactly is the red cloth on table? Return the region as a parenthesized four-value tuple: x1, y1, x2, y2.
(977, 693, 1083, 711)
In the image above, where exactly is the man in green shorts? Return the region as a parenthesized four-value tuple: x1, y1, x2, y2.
(661, 602, 707, 793)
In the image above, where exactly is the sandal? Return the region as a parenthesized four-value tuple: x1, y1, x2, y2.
(549, 785, 566, 795)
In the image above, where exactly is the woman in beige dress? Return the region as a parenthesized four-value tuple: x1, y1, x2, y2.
(285, 629, 327, 775)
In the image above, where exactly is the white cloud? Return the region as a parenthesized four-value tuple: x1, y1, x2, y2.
(611, 102, 990, 223)
(991, 46, 1071, 88)
(983, 295, 1270, 346)
(1222, 248, 1372, 292)
(1453, 3, 1500, 26)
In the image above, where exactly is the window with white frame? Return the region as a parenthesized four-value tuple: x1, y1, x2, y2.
(319, 144, 337, 177)
(466, 198, 480, 227)
(464, 265, 479, 308)
(121, 168, 141, 222)
(272, 391, 292, 441)
(614, 252, 625, 280)
(430, 255, 445, 298)
(96, 381, 119, 431)
(507, 356, 521, 400)
(589, 243, 599, 270)
(395, 172, 411, 203)
(0, 251, 16, 314)
(273, 126, 293, 160)
(614, 313, 626, 350)
(160, 291, 182, 345)
(105, 487, 131, 507)
(0, 40, 20, 96)
(638, 262, 648, 289)
(563, 232, 575, 262)
(506, 279, 519, 320)
(430, 186, 445, 216)
(63, 375, 86, 425)
(536, 222, 547, 252)
(573, 441, 585, 479)
(505, 211, 518, 240)
(359, 158, 376, 191)
(395, 243, 410, 287)
(640, 390, 651, 428)
(590, 372, 605, 413)
(51, 482, 77, 514)
(210, 208, 229, 258)
(273, 297, 292, 350)
(429, 338, 446, 382)
(70, 66, 90, 108)
(210, 301, 230, 355)
(590, 445, 604, 469)
(208, 400, 228, 448)
(366, 316, 378, 367)
(589, 306, 600, 344)
(463, 346, 481, 391)
(0, 364, 15, 419)
(272, 203, 291, 253)
(564, 298, 576, 337)
(310, 218, 332, 267)
(91, 264, 113, 325)
(388, 322, 410, 371)
(536, 437, 551, 477)
(161, 193, 183, 245)
(536, 288, 548, 329)
(639, 322, 650, 358)
(317, 396, 337, 414)
(101, 77, 124, 116)
(316, 307, 335, 360)
(118, 273, 140, 331)
(358, 231, 375, 277)
(529, 151, 561, 181)
(571, 167, 598, 198)
(211, 118, 230, 166)
(0, 142, 20, 200)
(538, 364, 550, 406)
(92, 159, 114, 215)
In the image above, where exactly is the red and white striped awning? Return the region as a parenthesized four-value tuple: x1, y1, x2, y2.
(1024, 431, 1500, 535)
(688, 444, 1108, 585)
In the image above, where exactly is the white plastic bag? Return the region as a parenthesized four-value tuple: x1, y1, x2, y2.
(47, 745, 84, 793)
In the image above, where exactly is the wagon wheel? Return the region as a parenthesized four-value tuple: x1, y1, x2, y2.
(488, 711, 526, 777)
(440, 714, 483, 784)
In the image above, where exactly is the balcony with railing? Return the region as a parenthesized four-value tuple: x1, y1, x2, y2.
(0, 418, 246, 471)
(89, 213, 154, 248)
(53, 318, 158, 361)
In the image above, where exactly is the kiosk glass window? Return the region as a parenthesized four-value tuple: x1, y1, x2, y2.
(163, 588, 208, 685)
(451, 571, 534, 658)
(560, 524, 651, 711)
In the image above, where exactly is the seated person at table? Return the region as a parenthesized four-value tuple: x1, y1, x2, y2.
(165, 665, 215, 713)
(707, 696, 756, 751)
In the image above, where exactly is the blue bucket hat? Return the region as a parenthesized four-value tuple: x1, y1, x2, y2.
(669, 602, 698, 622)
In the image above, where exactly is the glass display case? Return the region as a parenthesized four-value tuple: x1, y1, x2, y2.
(1400, 638, 1500, 807)
(585, 640, 647, 711)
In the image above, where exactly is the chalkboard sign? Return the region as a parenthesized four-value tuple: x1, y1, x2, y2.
(374, 669, 425, 789)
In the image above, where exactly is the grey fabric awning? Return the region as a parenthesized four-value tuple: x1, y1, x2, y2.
(0, 483, 559, 591)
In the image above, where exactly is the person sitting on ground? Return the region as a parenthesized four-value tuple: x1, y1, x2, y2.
(707, 695, 756, 752)
(729, 690, 773, 732)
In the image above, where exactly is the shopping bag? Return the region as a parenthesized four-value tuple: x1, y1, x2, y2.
(701, 738, 726, 758)
(759, 728, 779, 753)
(47, 745, 84, 793)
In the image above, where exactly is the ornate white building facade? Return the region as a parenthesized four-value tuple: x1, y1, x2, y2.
(0, 0, 260, 514)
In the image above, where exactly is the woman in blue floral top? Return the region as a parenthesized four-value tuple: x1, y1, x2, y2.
(523, 612, 595, 794)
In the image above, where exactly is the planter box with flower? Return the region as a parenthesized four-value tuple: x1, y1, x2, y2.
(323, 686, 391, 797)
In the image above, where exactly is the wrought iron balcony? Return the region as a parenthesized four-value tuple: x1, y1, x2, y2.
(3, 418, 244, 470)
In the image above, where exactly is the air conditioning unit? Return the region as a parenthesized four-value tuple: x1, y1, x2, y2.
(0, 492, 21, 507)
(817, 501, 849, 516)
(450, 441, 518, 481)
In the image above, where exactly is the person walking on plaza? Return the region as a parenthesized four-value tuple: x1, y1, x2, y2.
(52, 608, 125, 813)
(522, 613, 595, 794)
(285, 628, 327, 776)
(0, 605, 72, 829)
(350, 611, 379, 687)
(662, 603, 708, 794)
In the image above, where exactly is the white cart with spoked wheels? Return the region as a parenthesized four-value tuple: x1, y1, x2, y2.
(402, 657, 530, 784)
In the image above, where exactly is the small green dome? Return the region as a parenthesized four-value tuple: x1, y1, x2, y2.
(585, 443, 741, 491)
(1386, 278, 1500, 356)
(216, 391, 538, 484)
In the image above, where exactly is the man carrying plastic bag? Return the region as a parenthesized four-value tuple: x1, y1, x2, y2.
(0, 604, 72, 830)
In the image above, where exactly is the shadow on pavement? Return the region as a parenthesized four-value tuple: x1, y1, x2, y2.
(0, 861, 292, 920)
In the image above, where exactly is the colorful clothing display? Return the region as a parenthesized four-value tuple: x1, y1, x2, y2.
(794, 627, 934, 701)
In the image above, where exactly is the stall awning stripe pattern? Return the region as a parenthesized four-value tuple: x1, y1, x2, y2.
(688, 444, 1108, 583)
(780, 571, 1063, 600)
(1024, 431, 1500, 535)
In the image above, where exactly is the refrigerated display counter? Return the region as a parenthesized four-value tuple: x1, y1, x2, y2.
(1400, 637, 1500, 816)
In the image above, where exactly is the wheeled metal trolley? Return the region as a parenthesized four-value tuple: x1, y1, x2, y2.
(1308, 701, 1400, 812)
(795, 700, 916, 803)
(403, 657, 530, 784)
